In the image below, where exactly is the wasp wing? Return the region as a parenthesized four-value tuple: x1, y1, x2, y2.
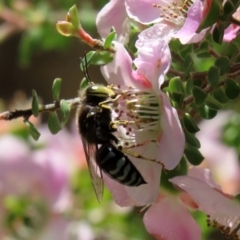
(81, 138, 104, 202)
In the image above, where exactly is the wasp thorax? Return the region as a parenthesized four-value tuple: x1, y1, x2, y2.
(108, 85, 162, 149)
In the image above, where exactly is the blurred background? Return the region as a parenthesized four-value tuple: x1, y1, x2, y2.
(0, 0, 240, 240)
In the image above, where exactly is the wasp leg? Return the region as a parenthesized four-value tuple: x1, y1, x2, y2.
(121, 147, 166, 170)
(99, 94, 122, 109)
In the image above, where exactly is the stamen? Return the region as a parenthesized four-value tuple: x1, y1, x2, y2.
(152, 0, 194, 26)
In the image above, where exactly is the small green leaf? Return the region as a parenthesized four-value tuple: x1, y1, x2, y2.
(205, 99, 223, 110)
(31, 89, 39, 117)
(48, 112, 62, 134)
(212, 23, 224, 44)
(207, 66, 220, 88)
(169, 77, 184, 93)
(215, 57, 230, 75)
(192, 86, 207, 106)
(182, 113, 200, 133)
(196, 104, 218, 119)
(90, 51, 113, 65)
(60, 100, 71, 125)
(183, 53, 193, 75)
(104, 31, 116, 49)
(171, 92, 184, 108)
(52, 78, 62, 101)
(80, 77, 90, 90)
(184, 131, 201, 148)
(222, 0, 240, 21)
(212, 88, 229, 104)
(24, 120, 40, 140)
(68, 5, 80, 28)
(197, 0, 222, 33)
(184, 144, 204, 165)
(225, 78, 240, 100)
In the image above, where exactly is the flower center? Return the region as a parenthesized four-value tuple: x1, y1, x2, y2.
(108, 85, 161, 149)
(152, 0, 194, 26)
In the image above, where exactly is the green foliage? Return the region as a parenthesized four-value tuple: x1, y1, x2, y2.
(60, 100, 71, 125)
(104, 31, 116, 49)
(184, 131, 201, 148)
(207, 66, 220, 87)
(225, 78, 240, 100)
(196, 104, 218, 119)
(24, 120, 41, 140)
(31, 89, 39, 117)
(182, 113, 200, 133)
(215, 56, 230, 75)
(192, 86, 207, 106)
(222, 113, 240, 155)
(184, 144, 204, 165)
(212, 88, 229, 104)
(197, 0, 222, 33)
(52, 78, 62, 101)
(48, 112, 62, 134)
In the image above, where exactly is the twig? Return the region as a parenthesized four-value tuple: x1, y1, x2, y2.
(0, 97, 80, 121)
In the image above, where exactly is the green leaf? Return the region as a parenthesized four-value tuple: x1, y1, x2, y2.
(60, 100, 71, 125)
(197, 0, 222, 33)
(89, 51, 113, 65)
(80, 77, 90, 90)
(205, 99, 223, 110)
(31, 89, 39, 117)
(192, 86, 207, 106)
(68, 5, 80, 28)
(225, 79, 240, 100)
(212, 88, 229, 104)
(212, 23, 224, 44)
(183, 53, 193, 75)
(196, 104, 218, 119)
(169, 77, 184, 93)
(222, 0, 240, 21)
(207, 66, 220, 88)
(182, 113, 200, 133)
(48, 112, 62, 134)
(52, 78, 62, 101)
(104, 31, 116, 49)
(215, 57, 230, 75)
(184, 131, 201, 148)
(184, 144, 204, 165)
(24, 120, 40, 141)
(171, 92, 184, 108)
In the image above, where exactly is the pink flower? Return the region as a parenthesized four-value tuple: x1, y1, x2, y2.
(96, 0, 207, 44)
(170, 167, 240, 239)
(0, 132, 72, 240)
(100, 40, 185, 206)
(143, 194, 201, 240)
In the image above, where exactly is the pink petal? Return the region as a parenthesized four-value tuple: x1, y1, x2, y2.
(223, 24, 240, 42)
(104, 156, 161, 206)
(170, 169, 240, 216)
(96, 0, 128, 39)
(174, 0, 206, 44)
(157, 93, 185, 170)
(126, 0, 163, 24)
(144, 196, 201, 240)
(101, 41, 152, 89)
(134, 37, 171, 89)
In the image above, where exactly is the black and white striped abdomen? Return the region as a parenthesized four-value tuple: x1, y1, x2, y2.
(96, 143, 146, 186)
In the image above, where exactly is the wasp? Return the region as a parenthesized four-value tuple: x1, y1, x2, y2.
(76, 56, 146, 202)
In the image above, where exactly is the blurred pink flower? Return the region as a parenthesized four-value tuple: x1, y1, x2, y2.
(0, 129, 75, 240)
(100, 40, 184, 206)
(196, 111, 240, 195)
